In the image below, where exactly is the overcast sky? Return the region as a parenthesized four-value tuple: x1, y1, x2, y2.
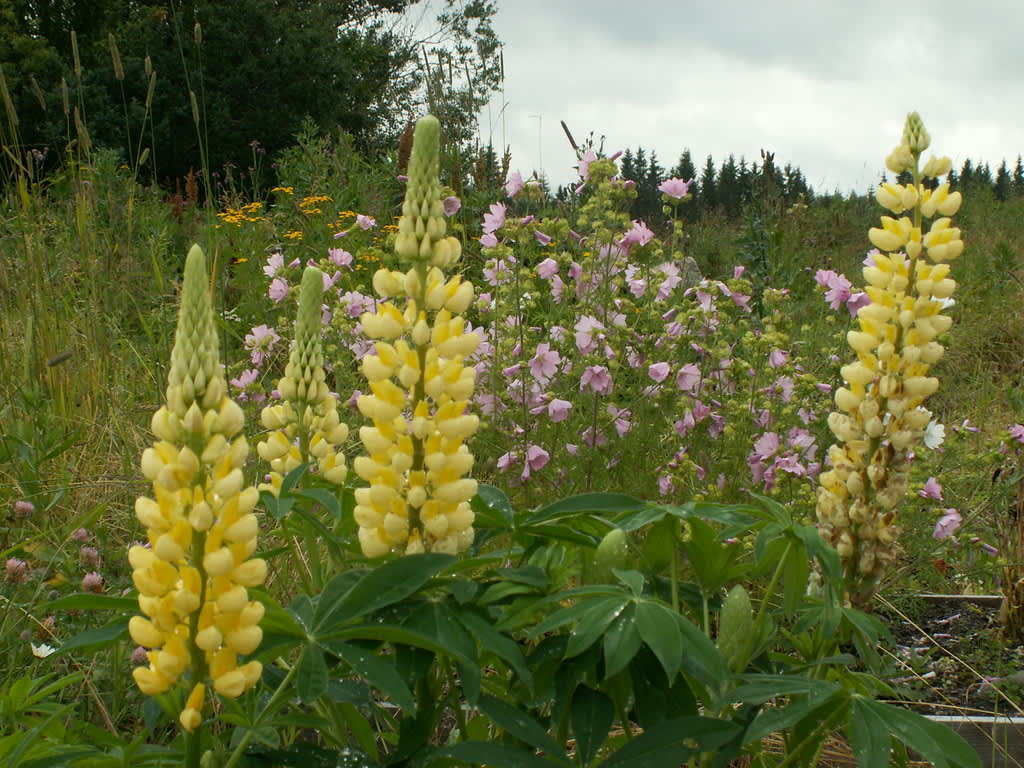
(476, 1, 1024, 195)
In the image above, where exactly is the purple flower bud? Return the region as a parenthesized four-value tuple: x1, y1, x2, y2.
(81, 571, 105, 593)
(80, 546, 101, 568)
(5, 558, 28, 584)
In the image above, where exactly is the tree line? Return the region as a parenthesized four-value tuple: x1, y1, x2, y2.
(0, 0, 501, 187)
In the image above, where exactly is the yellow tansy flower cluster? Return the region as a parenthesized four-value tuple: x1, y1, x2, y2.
(258, 266, 349, 494)
(217, 201, 266, 226)
(299, 194, 333, 215)
(129, 245, 265, 731)
(816, 113, 963, 607)
(354, 115, 480, 557)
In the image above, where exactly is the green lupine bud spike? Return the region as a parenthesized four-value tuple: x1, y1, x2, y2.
(400, 115, 446, 264)
(281, 267, 326, 408)
(902, 111, 930, 154)
(167, 245, 220, 416)
(718, 584, 754, 673)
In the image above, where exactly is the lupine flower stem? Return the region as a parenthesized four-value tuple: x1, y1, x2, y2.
(815, 113, 962, 607)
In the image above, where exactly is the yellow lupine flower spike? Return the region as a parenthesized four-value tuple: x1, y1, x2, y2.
(258, 266, 349, 494)
(816, 114, 961, 608)
(130, 244, 264, 730)
(355, 115, 479, 557)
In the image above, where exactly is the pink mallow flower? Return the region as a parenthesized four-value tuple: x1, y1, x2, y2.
(934, 509, 962, 540)
(814, 269, 868, 317)
(523, 444, 550, 478)
(676, 363, 702, 393)
(536, 257, 559, 279)
(528, 343, 561, 383)
(648, 362, 671, 383)
(1010, 424, 1024, 444)
(483, 202, 507, 234)
(263, 251, 284, 278)
(443, 196, 461, 217)
(328, 247, 353, 268)
(580, 365, 613, 395)
(919, 477, 944, 501)
(534, 229, 552, 246)
(245, 324, 280, 366)
(506, 170, 525, 198)
(548, 398, 572, 422)
(268, 277, 289, 303)
(620, 220, 654, 248)
(574, 316, 604, 354)
(578, 149, 598, 181)
(230, 368, 260, 392)
(658, 177, 692, 200)
(356, 214, 376, 230)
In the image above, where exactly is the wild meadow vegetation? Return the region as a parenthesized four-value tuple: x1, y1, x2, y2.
(4, 3, 1024, 767)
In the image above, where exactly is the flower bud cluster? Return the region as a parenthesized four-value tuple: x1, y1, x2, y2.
(129, 245, 265, 731)
(354, 115, 480, 557)
(258, 266, 349, 494)
(816, 114, 961, 606)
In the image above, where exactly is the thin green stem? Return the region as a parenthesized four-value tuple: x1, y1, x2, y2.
(223, 661, 300, 768)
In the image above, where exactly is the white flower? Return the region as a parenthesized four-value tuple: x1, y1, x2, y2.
(923, 420, 945, 450)
(31, 642, 56, 658)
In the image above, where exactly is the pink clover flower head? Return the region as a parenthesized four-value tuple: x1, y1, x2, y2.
(578, 148, 598, 181)
(81, 571, 104, 593)
(480, 232, 498, 248)
(919, 477, 944, 501)
(1009, 424, 1024, 444)
(528, 343, 561, 383)
(5, 557, 28, 584)
(933, 508, 962, 540)
(505, 170, 525, 198)
(482, 202, 507, 234)
(72, 527, 89, 543)
(620, 220, 655, 249)
(355, 213, 376, 230)
(268, 277, 289, 303)
(443, 196, 461, 217)
(534, 229, 552, 246)
(536, 257, 559, 280)
(13, 500, 34, 519)
(80, 546, 100, 568)
(658, 177, 692, 200)
(580, 365, 613, 395)
(328, 247, 353, 268)
(648, 361, 671, 383)
(131, 645, 149, 665)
